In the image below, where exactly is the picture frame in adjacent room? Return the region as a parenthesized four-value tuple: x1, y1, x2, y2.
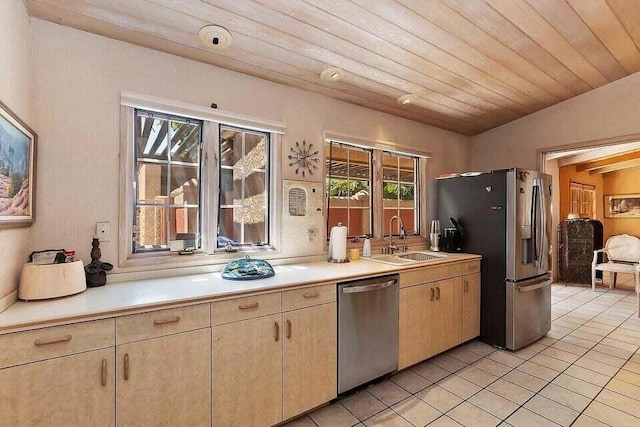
(0, 99, 37, 228)
(604, 194, 640, 219)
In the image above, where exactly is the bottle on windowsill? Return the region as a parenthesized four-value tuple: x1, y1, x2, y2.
(362, 235, 372, 257)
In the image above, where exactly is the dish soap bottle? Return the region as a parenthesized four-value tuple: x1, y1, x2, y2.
(362, 235, 372, 257)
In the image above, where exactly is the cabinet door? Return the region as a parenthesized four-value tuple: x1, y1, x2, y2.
(0, 348, 115, 427)
(431, 278, 463, 355)
(116, 328, 211, 427)
(283, 302, 337, 420)
(461, 273, 481, 342)
(399, 284, 432, 369)
(212, 313, 282, 427)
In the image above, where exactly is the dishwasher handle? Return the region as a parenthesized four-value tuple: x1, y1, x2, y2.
(341, 279, 396, 294)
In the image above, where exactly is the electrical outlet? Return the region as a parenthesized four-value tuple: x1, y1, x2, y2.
(96, 222, 111, 242)
(307, 229, 317, 242)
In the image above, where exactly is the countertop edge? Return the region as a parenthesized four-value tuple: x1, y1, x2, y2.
(0, 254, 481, 334)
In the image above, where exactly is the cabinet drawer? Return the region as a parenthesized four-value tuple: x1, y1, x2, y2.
(0, 319, 114, 369)
(212, 293, 281, 326)
(462, 260, 481, 275)
(400, 263, 463, 288)
(116, 304, 210, 344)
(282, 284, 336, 311)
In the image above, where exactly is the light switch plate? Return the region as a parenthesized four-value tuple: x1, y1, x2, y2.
(96, 222, 111, 242)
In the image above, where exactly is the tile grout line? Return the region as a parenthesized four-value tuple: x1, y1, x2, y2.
(432, 285, 639, 426)
(299, 283, 639, 427)
(544, 286, 640, 426)
(440, 285, 637, 426)
(505, 287, 632, 426)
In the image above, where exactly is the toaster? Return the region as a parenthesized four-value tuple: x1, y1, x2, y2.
(19, 261, 86, 301)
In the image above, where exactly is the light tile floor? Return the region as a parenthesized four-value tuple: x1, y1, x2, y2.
(284, 278, 640, 427)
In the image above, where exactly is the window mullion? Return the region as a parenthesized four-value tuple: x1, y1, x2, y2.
(241, 131, 246, 245)
(166, 122, 172, 249)
(372, 150, 383, 240)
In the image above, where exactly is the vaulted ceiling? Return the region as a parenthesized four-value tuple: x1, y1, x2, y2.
(24, 0, 640, 136)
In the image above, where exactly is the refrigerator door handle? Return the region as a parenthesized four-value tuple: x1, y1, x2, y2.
(531, 183, 539, 263)
(536, 178, 549, 271)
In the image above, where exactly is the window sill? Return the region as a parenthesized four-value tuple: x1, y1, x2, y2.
(119, 246, 279, 271)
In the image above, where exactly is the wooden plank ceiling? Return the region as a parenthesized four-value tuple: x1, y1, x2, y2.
(24, 0, 640, 136)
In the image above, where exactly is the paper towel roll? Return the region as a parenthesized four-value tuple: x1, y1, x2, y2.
(328, 223, 348, 262)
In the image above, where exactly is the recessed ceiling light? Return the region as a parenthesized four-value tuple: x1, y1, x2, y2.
(199, 25, 233, 50)
(397, 94, 416, 105)
(320, 67, 346, 82)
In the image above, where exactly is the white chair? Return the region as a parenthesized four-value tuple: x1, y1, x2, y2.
(592, 234, 640, 316)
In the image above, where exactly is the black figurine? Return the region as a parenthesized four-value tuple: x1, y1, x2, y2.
(84, 238, 113, 287)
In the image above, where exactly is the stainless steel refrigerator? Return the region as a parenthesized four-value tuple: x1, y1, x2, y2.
(435, 168, 552, 350)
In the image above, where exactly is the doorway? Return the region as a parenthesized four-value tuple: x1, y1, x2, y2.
(540, 139, 640, 288)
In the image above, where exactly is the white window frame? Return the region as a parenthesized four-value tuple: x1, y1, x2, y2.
(323, 132, 430, 247)
(325, 141, 374, 239)
(119, 93, 284, 268)
(380, 150, 420, 237)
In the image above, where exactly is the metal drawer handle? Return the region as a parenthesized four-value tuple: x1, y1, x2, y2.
(153, 315, 181, 325)
(303, 291, 320, 299)
(430, 288, 435, 301)
(101, 358, 108, 386)
(436, 287, 441, 300)
(34, 334, 72, 346)
(287, 319, 292, 339)
(124, 353, 130, 381)
(342, 280, 396, 294)
(239, 302, 259, 310)
(274, 321, 280, 341)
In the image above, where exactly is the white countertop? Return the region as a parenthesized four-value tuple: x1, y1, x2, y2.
(0, 253, 480, 334)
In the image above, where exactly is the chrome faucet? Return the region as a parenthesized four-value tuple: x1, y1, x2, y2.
(384, 215, 404, 254)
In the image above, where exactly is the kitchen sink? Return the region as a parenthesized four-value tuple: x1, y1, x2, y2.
(397, 252, 444, 262)
(365, 251, 447, 266)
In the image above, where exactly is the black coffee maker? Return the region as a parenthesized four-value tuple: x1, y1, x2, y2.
(442, 218, 464, 252)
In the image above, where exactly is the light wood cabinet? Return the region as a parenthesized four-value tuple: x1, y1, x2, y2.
(0, 348, 115, 427)
(0, 319, 114, 369)
(461, 273, 481, 342)
(431, 277, 463, 356)
(212, 313, 283, 427)
(399, 262, 480, 370)
(399, 283, 430, 369)
(283, 302, 337, 419)
(212, 287, 338, 426)
(115, 328, 211, 427)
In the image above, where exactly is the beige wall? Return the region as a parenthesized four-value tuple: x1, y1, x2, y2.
(602, 167, 640, 241)
(0, 0, 32, 310)
(30, 20, 470, 276)
(471, 72, 640, 171)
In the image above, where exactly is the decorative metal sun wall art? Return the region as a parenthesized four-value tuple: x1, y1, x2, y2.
(288, 140, 319, 177)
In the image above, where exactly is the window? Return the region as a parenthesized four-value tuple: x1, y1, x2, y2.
(382, 151, 418, 236)
(121, 94, 285, 266)
(325, 141, 372, 238)
(325, 139, 424, 242)
(218, 126, 270, 248)
(133, 109, 202, 253)
(569, 181, 596, 219)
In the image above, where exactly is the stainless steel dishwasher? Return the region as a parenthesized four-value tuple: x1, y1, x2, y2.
(337, 274, 399, 394)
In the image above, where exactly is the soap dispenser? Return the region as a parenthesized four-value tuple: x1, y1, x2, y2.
(362, 235, 372, 257)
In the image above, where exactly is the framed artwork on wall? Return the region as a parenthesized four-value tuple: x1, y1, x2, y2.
(0, 100, 36, 229)
(604, 194, 640, 219)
